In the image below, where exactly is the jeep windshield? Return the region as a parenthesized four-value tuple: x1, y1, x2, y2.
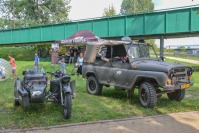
(126, 43, 158, 62)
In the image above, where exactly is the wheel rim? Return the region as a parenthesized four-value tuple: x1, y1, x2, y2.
(89, 80, 96, 91)
(141, 88, 148, 103)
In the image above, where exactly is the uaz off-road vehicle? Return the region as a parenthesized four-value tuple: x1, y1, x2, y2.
(82, 40, 193, 108)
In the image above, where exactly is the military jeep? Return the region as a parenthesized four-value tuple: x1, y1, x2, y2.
(82, 40, 193, 108)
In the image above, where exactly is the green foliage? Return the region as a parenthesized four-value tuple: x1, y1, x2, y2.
(103, 4, 117, 17)
(35, 44, 51, 58)
(145, 39, 158, 50)
(120, 0, 154, 14)
(0, 0, 71, 29)
(0, 47, 35, 61)
(164, 48, 174, 53)
(0, 61, 199, 129)
(59, 47, 66, 55)
(179, 46, 186, 51)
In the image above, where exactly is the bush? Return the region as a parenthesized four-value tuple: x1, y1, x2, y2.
(0, 47, 35, 61)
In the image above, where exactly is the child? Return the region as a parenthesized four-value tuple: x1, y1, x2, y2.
(58, 58, 66, 74)
(8, 54, 16, 79)
(34, 53, 40, 66)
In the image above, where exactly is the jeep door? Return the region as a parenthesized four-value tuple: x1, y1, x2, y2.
(107, 44, 132, 88)
(94, 61, 112, 85)
(111, 63, 132, 89)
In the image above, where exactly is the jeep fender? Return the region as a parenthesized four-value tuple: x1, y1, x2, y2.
(84, 71, 99, 80)
(130, 72, 168, 88)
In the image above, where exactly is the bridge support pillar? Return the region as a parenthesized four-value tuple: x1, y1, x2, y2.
(160, 36, 164, 59)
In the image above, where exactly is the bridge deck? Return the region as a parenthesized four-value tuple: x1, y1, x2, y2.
(0, 6, 199, 45)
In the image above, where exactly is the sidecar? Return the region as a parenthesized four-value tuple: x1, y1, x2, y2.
(14, 66, 47, 107)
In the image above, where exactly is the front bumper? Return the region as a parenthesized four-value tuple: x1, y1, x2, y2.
(162, 82, 193, 91)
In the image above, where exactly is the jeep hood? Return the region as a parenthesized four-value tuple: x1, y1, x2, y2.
(131, 60, 188, 73)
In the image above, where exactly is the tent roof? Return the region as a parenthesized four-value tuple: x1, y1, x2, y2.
(56, 30, 99, 44)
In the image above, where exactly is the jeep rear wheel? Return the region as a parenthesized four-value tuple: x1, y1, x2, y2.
(139, 82, 157, 108)
(86, 76, 102, 95)
(167, 89, 185, 101)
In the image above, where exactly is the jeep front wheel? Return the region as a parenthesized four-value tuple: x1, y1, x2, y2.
(139, 82, 157, 108)
(86, 76, 102, 95)
(167, 89, 185, 101)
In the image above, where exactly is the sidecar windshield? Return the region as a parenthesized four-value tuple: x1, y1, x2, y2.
(24, 66, 45, 75)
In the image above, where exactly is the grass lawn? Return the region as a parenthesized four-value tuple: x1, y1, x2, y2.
(165, 54, 199, 61)
(0, 61, 199, 129)
(166, 58, 199, 66)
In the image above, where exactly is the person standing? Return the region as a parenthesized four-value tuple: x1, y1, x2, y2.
(74, 47, 78, 63)
(69, 46, 75, 64)
(34, 53, 40, 70)
(58, 58, 66, 74)
(34, 53, 40, 65)
(8, 54, 16, 79)
(77, 53, 84, 75)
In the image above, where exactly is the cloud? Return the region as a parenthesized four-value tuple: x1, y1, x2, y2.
(68, 0, 122, 20)
(154, 0, 199, 10)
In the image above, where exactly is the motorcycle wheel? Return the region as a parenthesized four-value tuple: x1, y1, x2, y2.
(63, 93, 72, 119)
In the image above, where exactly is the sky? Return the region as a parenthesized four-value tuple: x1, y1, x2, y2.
(68, 0, 199, 47)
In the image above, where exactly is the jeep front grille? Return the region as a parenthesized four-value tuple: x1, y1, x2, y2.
(170, 68, 188, 84)
(174, 68, 185, 73)
(174, 74, 186, 77)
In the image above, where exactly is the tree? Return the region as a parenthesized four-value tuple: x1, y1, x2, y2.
(120, 0, 154, 15)
(145, 39, 158, 50)
(103, 4, 116, 17)
(120, 0, 157, 50)
(0, 0, 71, 29)
(179, 46, 186, 54)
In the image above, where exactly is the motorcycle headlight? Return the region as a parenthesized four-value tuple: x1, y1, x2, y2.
(61, 76, 71, 84)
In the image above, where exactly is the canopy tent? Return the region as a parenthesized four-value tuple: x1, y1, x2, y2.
(56, 30, 100, 44)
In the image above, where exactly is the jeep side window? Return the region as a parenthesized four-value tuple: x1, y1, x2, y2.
(111, 45, 128, 63)
(95, 46, 110, 62)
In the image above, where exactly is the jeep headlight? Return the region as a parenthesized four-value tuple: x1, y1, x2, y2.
(167, 79, 172, 85)
(168, 71, 174, 78)
(187, 68, 193, 76)
(187, 68, 193, 80)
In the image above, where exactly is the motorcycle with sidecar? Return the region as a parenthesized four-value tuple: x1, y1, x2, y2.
(14, 66, 75, 119)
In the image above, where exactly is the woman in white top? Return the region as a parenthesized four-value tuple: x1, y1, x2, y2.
(77, 53, 84, 75)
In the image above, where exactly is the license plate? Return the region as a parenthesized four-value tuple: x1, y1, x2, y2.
(181, 84, 190, 89)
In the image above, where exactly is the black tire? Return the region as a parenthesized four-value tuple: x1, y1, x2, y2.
(139, 82, 157, 108)
(167, 89, 185, 101)
(86, 76, 102, 95)
(63, 93, 72, 119)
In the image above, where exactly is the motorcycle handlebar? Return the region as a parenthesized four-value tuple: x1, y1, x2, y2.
(47, 72, 55, 75)
(47, 71, 62, 77)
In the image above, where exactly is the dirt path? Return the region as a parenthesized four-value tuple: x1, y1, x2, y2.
(4, 111, 198, 133)
(166, 56, 199, 65)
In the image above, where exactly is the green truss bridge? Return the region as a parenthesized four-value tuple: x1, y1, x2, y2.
(0, 6, 199, 47)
